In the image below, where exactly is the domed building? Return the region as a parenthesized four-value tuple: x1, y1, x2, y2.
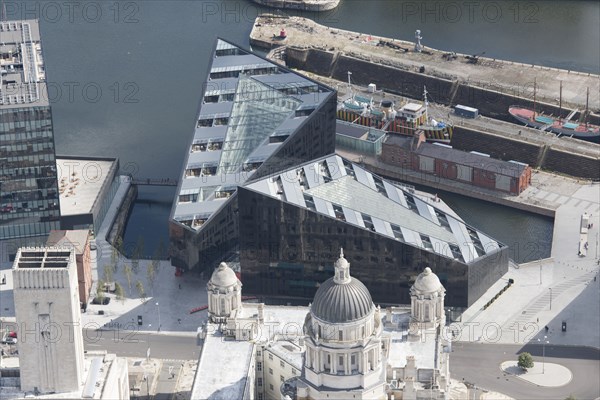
(297, 250, 387, 399)
(207, 262, 242, 323)
(192, 256, 452, 400)
(410, 267, 446, 331)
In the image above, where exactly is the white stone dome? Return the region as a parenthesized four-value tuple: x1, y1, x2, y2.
(413, 267, 443, 293)
(209, 262, 239, 287)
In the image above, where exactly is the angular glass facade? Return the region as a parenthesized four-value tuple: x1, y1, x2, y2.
(237, 155, 508, 308)
(169, 38, 336, 270)
(0, 107, 61, 239)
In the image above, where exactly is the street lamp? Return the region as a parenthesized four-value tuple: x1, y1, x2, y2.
(147, 324, 151, 361)
(537, 335, 549, 374)
(156, 302, 161, 332)
(549, 288, 552, 310)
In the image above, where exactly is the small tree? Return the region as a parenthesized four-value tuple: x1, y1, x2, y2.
(96, 279, 105, 303)
(103, 263, 115, 283)
(518, 352, 534, 371)
(135, 280, 146, 303)
(146, 261, 156, 292)
(564, 395, 577, 400)
(131, 258, 140, 274)
(115, 282, 125, 304)
(123, 264, 133, 290)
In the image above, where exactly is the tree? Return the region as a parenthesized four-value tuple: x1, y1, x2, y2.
(131, 258, 140, 274)
(103, 263, 115, 283)
(564, 395, 577, 400)
(135, 280, 146, 303)
(96, 279, 105, 303)
(111, 245, 119, 270)
(146, 261, 156, 291)
(518, 352, 534, 371)
(123, 264, 133, 290)
(115, 282, 125, 304)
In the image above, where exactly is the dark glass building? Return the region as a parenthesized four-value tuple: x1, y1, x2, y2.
(240, 154, 508, 308)
(169, 39, 508, 309)
(0, 21, 61, 240)
(169, 39, 337, 270)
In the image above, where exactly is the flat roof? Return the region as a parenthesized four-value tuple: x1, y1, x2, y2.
(0, 20, 49, 109)
(191, 330, 254, 400)
(383, 135, 529, 176)
(46, 230, 90, 254)
(56, 158, 117, 217)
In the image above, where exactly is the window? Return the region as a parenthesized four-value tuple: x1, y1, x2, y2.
(257, 362, 262, 371)
(339, 356, 344, 366)
(338, 330, 343, 341)
(280, 360, 285, 368)
(258, 394, 263, 400)
(292, 368, 297, 375)
(269, 384, 274, 391)
(280, 375, 285, 382)
(269, 353, 273, 361)
(257, 377, 263, 386)
(269, 368, 273, 375)
(257, 350, 262, 357)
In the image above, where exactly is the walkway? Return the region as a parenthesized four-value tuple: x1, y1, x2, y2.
(455, 182, 600, 348)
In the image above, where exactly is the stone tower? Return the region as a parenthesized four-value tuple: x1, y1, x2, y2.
(207, 262, 242, 323)
(410, 267, 446, 330)
(12, 247, 85, 394)
(298, 250, 387, 399)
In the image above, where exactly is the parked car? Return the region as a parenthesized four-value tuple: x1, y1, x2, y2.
(1, 336, 17, 344)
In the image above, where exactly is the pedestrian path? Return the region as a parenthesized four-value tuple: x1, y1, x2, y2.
(455, 182, 600, 348)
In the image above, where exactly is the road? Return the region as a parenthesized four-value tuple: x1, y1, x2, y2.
(83, 329, 199, 361)
(451, 342, 600, 400)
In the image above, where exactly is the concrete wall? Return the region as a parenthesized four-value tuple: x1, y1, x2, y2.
(290, 48, 600, 126)
(285, 48, 600, 180)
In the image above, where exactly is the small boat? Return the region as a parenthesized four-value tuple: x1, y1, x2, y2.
(509, 107, 600, 141)
(509, 82, 599, 142)
(337, 72, 453, 143)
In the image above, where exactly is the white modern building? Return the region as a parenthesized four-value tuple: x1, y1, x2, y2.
(191, 252, 451, 400)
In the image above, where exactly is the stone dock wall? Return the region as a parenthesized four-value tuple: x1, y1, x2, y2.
(287, 47, 600, 126)
(281, 47, 600, 180)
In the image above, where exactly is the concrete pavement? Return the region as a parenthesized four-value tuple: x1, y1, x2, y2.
(500, 361, 572, 387)
(454, 182, 600, 349)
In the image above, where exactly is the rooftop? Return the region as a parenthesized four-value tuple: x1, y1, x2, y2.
(56, 157, 118, 217)
(13, 247, 73, 269)
(0, 352, 127, 399)
(172, 38, 334, 229)
(384, 135, 529, 176)
(244, 154, 503, 264)
(191, 329, 255, 400)
(0, 20, 49, 109)
(46, 230, 90, 254)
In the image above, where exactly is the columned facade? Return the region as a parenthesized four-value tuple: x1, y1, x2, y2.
(207, 262, 242, 323)
(298, 251, 387, 400)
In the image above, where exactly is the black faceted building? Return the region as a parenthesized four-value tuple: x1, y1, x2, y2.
(169, 39, 337, 270)
(0, 21, 61, 240)
(169, 39, 509, 309)
(240, 155, 508, 308)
